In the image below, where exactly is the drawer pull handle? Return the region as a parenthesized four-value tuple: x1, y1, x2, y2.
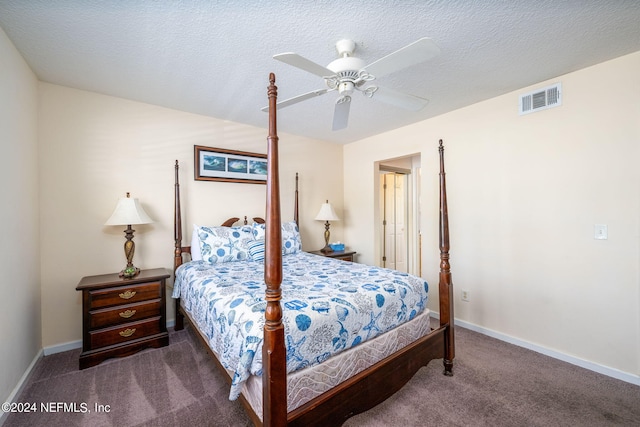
(119, 328, 136, 337)
(119, 310, 136, 319)
(119, 290, 136, 300)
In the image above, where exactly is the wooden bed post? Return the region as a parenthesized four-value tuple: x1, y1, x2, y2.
(174, 160, 185, 331)
(263, 73, 287, 426)
(438, 139, 455, 375)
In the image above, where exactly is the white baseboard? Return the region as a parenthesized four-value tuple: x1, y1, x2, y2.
(0, 349, 43, 426)
(431, 312, 640, 387)
(43, 340, 82, 356)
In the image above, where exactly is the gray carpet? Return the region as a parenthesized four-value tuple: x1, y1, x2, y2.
(4, 325, 639, 426)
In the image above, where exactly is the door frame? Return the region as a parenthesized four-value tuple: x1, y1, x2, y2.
(374, 155, 421, 275)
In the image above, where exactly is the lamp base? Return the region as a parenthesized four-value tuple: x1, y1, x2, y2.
(120, 226, 140, 278)
(320, 221, 333, 253)
(119, 266, 140, 278)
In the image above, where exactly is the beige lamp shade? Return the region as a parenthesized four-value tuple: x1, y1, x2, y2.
(314, 200, 340, 222)
(105, 193, 154, 226)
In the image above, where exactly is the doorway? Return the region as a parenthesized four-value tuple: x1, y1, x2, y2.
(377, 155, 421, 275)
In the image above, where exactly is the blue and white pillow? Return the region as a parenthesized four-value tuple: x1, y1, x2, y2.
(281, 221, 302, 255)
(247, 239, 265, 262)
(248, 239, 292, 262)
(251, 222, 266, 241)
(197, 225, 253, 264)
(248, 221, 301, 258)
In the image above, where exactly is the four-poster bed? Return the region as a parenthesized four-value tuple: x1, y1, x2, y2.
(172, 73, 454, 426)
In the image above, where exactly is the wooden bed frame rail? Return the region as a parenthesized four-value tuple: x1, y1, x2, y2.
(172, 74, 454, 426)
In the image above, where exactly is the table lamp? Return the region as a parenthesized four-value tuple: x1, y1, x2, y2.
(105, 192, 154, 278)
(315, 199, 340, 253)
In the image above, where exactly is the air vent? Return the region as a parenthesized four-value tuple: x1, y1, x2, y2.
(519, 83, 562, 115)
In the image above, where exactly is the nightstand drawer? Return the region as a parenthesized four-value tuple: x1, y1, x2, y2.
(89, 299, 162, 329)
(89, 316, 162, 348)
(89, 281, 162, 309)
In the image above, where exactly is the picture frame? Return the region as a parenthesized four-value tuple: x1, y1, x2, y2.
(194, 145, 267, 184)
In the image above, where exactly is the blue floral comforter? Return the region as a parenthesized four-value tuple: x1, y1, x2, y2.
(172, 251, 429, 400)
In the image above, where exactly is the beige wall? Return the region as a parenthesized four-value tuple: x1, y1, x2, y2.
(344, 51, 640, 379)
(0, 28, 40, 406)
(38, 83, 343, 348)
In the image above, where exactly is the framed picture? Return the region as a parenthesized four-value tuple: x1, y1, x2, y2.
(194, 145, 267, 184)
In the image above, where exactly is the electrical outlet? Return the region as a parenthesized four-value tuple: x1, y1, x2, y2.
(594, 224, 608, 240)
(461, 290, 470, 302)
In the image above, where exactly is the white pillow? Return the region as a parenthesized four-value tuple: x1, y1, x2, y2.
(190, 224, 203, 261)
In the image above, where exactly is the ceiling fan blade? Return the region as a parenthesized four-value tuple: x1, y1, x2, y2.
(261, 88, 329, 112)
(332, 96, 351, 131)
(370, 86, 429, 111)
(364, 37, 440, 78)
(273, 52, 334, 78)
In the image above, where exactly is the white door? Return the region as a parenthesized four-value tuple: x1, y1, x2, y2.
(381, 172, 408, 272)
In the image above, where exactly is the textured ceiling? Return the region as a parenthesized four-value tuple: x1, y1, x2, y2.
(1, 0, 639, 144)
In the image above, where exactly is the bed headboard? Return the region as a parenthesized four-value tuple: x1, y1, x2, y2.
(172, 159, 298, 273)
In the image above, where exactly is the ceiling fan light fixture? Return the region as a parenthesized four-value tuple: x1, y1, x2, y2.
(338, 81, 355, 96)
(363, 86, 378, 98)
(356, 70, 375, 83)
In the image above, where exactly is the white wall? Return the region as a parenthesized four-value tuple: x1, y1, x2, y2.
(344, 52, 640, 380)
(37, 83, 344, 348)
(0, 27, 40, 407)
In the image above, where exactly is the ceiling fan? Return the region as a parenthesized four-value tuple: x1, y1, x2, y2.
(262, 37, 440, 130)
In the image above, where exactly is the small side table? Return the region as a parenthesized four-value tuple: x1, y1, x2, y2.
(76, 268, 170, 369)
(309, 249, 356, 262)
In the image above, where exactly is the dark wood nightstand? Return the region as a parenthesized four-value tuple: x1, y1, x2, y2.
(76, 268, 170, 369)
(309, 249, 356, 262)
